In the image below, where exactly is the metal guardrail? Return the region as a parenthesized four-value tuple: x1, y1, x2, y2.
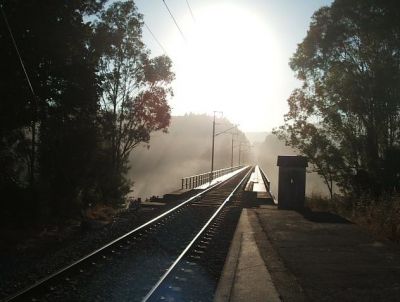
(258, 166, 271, 192)
(181, 165, 244, 189)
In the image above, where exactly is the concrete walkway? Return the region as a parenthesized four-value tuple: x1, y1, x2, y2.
(214, 209, 281, 302)
(215, 205, 400, 302)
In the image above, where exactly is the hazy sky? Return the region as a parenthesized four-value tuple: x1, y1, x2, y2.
(136, 0, 333, 132)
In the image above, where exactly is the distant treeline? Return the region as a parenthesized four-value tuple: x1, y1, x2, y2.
(276, 0, 400, 200)
(0, 1, 173, 224)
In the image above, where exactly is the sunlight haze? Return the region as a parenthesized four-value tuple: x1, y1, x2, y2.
(138, 0, 334, 132)
(171, 3, 283, 132)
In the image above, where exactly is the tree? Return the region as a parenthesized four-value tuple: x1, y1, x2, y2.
(1, 0, 106, 220)
(275, 0, 400, 197)
(0, 0, 174, 222)
(94, 1, 174, 203)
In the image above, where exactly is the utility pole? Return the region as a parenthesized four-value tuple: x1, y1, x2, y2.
(231, 125, 238, 168)
(214, 123, 238, 170)
(231, 134, 234, 168)
(211, 112, 216, 175)
(210, 111, 222, 181)
(238, 142, 242, 166)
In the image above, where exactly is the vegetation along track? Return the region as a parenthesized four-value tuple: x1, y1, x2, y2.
(5, 166, 253, 302)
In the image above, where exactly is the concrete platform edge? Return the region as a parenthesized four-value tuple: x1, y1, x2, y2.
(214, 209, 281, 302)
(213, 210, 243, 302)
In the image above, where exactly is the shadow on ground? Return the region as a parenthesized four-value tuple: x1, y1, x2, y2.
(299, 208, 351, 224)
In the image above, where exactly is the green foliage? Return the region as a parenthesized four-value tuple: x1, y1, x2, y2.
(0, 0, 173, 223)
(1, 0, 105, 221)
(275, 0, 400, 197)
(95, 1, 174, 205)
(306, 194, 400, 243)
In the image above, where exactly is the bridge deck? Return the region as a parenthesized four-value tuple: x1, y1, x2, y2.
(244, 165, 273, 201)
(195, 166, 248, 189)
(164, 166, 248, 201)
(247, 165, 267, 192)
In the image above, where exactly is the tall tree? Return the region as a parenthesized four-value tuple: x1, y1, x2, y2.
(95, 0, 174, 202)
(275, 0, 400, 196)
(1, 0, 106, 220)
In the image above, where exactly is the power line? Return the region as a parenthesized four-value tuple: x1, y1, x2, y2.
(0, 4, 35, 97)
(162, 0, 187, 43)
(185, 0, 196, 22)
(144, 22, 168, 55)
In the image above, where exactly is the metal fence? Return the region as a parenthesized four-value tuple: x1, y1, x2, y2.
(258, 166, 271, 192)
(181, 166, 244, 189)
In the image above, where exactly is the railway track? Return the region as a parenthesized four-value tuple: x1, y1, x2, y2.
(5, 166, 253, 302)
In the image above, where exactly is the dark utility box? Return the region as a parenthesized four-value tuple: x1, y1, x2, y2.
(277, 156, 308, 210)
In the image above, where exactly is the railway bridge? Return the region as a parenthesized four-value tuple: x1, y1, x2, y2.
(3, 163, 400, 302)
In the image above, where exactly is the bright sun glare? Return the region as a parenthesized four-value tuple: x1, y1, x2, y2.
(169, 3, 284, 131)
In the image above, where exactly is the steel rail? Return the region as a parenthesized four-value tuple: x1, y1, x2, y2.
(142, 167, 253, 302)
(5, 166, 250, 302)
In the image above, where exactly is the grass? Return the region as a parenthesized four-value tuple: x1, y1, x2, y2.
(85, 204, 116, 223)
(306, 194, 400, 243)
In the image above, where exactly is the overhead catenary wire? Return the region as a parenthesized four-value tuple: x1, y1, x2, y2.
(161, 0, 187, 43)
(144, 22, 168, 55)
(0, 4, 35, 97)
(1, 3, 38, 186)
(185, 0, 196, 22)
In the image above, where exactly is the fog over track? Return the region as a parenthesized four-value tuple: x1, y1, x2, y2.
(129, 114, 330, 200)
